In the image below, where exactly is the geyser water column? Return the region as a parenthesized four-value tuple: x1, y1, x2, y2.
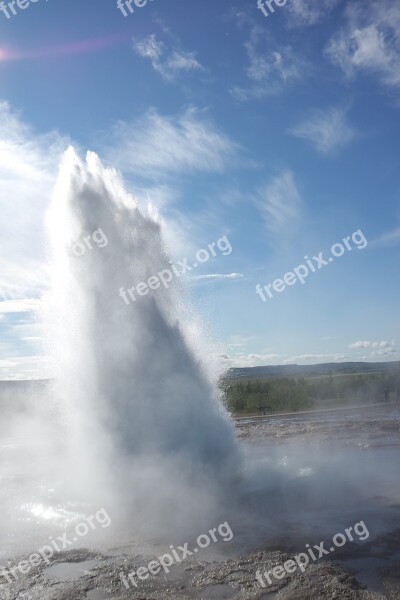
(45, 148, 239, 534)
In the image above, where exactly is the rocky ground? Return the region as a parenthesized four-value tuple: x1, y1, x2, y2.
(2, 533, 400, 600)
(235, 404, 400, 448)
(2, 404, 400, 600)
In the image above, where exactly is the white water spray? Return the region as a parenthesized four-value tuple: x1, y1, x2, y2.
(45, 148, 239, 536)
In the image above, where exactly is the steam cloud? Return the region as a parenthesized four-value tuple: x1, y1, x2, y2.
(44, 148, 240, 537)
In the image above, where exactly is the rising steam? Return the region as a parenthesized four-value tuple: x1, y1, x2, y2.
(44, 148, 239, 537)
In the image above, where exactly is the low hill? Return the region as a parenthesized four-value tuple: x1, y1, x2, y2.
(228, 361, 400, 381)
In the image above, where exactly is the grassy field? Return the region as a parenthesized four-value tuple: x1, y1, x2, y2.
(220, 367, 400, 416)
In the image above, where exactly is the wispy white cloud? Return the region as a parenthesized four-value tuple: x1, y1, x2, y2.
(283, 353, 348, 364)
(257, 170, 304, 238)
(226, 334, 257, 350)
(369, 226, 400, 248)
(349, 341, 371, 349)
(133, 34, 204, 82)
(349, 340, 395, 350)
(285, 0, 342, 27)
(231, 27, 307, 101)
(218, 351, 350, 368)
(0, 355, 53, 380)
(0, 101, 65, 378)
(349, 340, 397, 358)
(0, 299, 41, 314)
(0, 102, 66, 293)
(326, 0, 400, 89)
(371, 348, 397, 357)
(217, 352, 282, 368)
(290, 106, 357, 154)
(221, 340, 399, 369)
(190, 273, 243, 283)
(105, 107, 240, 179)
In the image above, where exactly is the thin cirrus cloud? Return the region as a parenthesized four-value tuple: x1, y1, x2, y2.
(132, 34, 204, 82)
(326, 0, 400, 89)
(289, 106, 357, 154)
(104, 107, 240, 179)
(369, 226, 400, 248)
(189, 273, 243, 283)
(257, 170, 304, 238)
(231, 26, 306, 101)
(285, 0, 342, 27)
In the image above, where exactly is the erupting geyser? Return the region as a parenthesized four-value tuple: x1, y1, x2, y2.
(45, 148, 239, 535)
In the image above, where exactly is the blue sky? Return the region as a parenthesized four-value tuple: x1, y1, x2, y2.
(0, 0, 400, 379)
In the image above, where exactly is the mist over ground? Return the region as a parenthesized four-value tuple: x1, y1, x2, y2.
(1, 1, 400, 598)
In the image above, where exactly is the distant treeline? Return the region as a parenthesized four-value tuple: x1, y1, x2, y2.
(221, 378, 313, 414)
(220, 371, 400, 416)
